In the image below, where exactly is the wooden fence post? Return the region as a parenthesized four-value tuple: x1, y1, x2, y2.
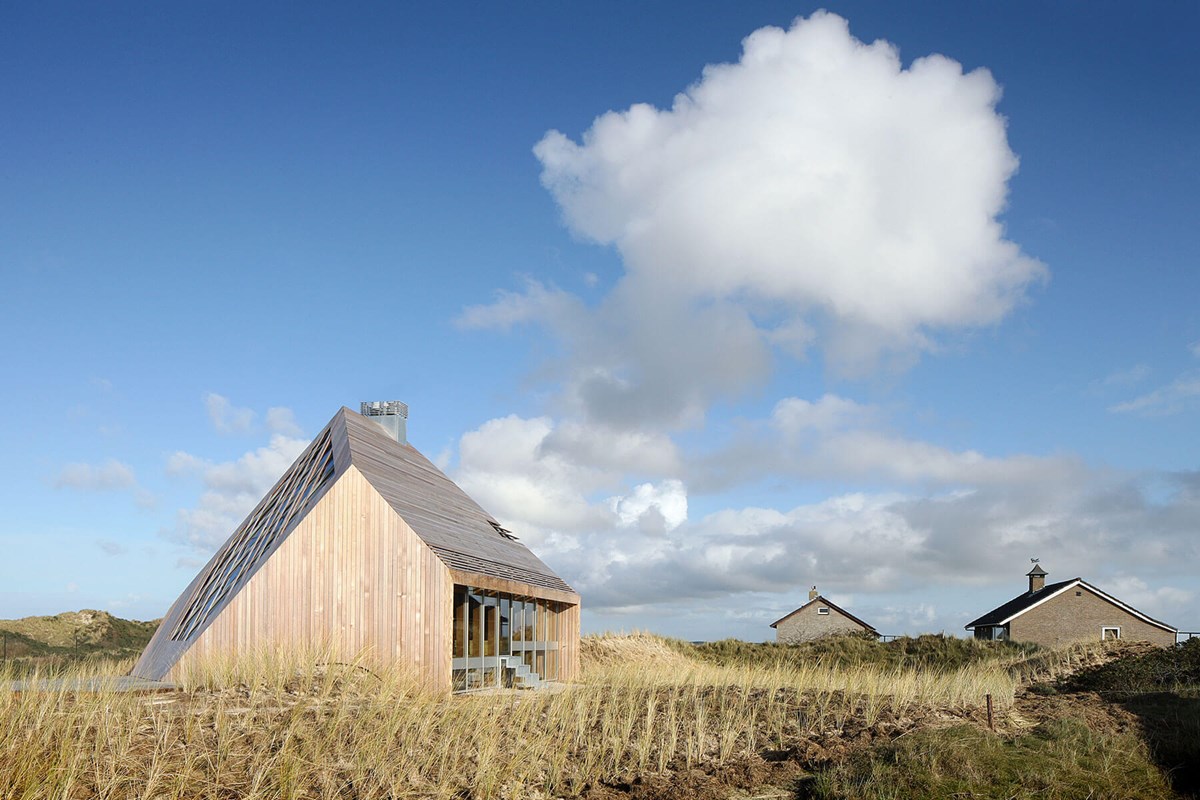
(986, 693, 994, 731)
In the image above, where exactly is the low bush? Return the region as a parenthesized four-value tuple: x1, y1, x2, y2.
(1062, 638, 1200, 693)
(803, 719, 1175, 800)
(676, 633, 1041, 672)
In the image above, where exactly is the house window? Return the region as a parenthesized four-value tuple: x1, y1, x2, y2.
(817, 607, 830, 615)
(1076, 591, 1082, 596)
(1102, 627, 1121, 641)
(452, 585, 564, 692)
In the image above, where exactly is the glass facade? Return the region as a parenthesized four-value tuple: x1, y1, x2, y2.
(452, 584, 567, 691)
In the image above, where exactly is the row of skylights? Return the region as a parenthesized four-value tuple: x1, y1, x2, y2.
(490, 520, 519, 541)
(168, 430, 336, 642)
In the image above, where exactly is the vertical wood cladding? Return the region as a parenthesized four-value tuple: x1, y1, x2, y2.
(172, 466, 454, 689)
(559, 601, 581, 682)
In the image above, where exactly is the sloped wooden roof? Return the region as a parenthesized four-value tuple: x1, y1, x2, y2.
(336, 408, 575, 594)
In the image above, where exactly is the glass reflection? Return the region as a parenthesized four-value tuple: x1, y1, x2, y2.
(452, 585, 563, 692)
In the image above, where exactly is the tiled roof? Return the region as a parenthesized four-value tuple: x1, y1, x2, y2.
(964, 579, 1076, 628)
(965, 578, 1176, 632)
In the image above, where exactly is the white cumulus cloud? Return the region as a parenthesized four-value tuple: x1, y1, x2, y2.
(165, 433, 309, 552)
(533, 10, 1045, 378)
(453, 415, 616, 539)
(610, 480, 688, 533)
(1102, 576, 1193, 618)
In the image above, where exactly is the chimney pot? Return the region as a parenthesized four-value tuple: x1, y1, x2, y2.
(808, 585, 819, 602)
(1026, 562, 1047, 593)
(360, 400, 408, 444)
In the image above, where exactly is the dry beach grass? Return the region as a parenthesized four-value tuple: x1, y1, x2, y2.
(0, 633, 1186, 799)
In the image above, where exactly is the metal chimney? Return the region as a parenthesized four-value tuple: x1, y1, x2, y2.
(360, 400, 408, 444)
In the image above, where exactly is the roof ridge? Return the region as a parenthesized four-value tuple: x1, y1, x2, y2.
(770, 595, 878, 633)
(342, 409, 577, 596)
(965, 577, 1176, 632)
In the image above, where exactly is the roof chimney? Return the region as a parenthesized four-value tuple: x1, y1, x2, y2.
(808, 585, 819, 601)
(1026, 562, 1047, 593)
(360, 400, 408, 444)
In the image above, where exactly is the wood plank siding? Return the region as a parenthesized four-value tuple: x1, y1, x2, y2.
(341, 410, 576, 595)
(557, 600, 581, 682)
(170, 465, 454, 688)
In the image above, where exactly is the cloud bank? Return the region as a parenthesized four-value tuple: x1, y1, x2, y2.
(475, 10, 1045, 430)
(446, 13, 1200, 635)
(450, 401, 1198, 625)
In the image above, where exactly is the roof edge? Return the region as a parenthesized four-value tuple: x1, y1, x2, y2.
(770, 596, 879, 634)
(965, 578, 1177, 633)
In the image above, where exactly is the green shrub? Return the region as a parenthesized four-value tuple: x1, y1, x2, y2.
(674, 633, 1040, 672)
(803, 720, 1174, 800)
(1063, 638, 1200, 693)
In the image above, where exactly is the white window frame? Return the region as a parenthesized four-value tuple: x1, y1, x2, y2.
(817, 607, 830, 615)
(1101, 626, 1121, 640)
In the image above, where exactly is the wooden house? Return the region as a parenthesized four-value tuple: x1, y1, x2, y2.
(770, 587, 879, 643)
(965, 564, 1175, 648)
(132, 402, 581, 690)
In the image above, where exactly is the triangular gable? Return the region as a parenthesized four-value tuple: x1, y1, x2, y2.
(339, 409, 576, 595)
(770, 596, 878, 634)
(133, 417, 347, 679)
(966, 579, 1176, 633)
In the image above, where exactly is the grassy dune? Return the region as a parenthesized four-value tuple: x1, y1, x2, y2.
(0, 609, 158, 665)
(0, 632, 1192, 799)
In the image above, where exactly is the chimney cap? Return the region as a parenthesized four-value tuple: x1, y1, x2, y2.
(360, 400, 408, 419)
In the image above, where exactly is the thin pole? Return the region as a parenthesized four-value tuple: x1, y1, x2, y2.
(986, 694, 994, 731)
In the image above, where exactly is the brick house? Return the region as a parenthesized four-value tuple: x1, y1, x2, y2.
(965, 564, 1176, 648)
(770, 587, 879, 643)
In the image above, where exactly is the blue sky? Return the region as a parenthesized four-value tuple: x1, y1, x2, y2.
(2, 3, 1198, 641)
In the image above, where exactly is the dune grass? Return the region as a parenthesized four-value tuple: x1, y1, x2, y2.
(0, 633, 1149, 799)
(805, 719, 1175, 800)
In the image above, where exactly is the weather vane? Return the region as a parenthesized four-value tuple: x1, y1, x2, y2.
(1030, 557, 1040, 563)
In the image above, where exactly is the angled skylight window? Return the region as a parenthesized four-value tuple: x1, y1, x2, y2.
(490, 520, 519, 540)
(169, 430, 336, 642)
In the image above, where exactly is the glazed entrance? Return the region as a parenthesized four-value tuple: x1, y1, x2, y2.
(451, 585, 565, 690)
